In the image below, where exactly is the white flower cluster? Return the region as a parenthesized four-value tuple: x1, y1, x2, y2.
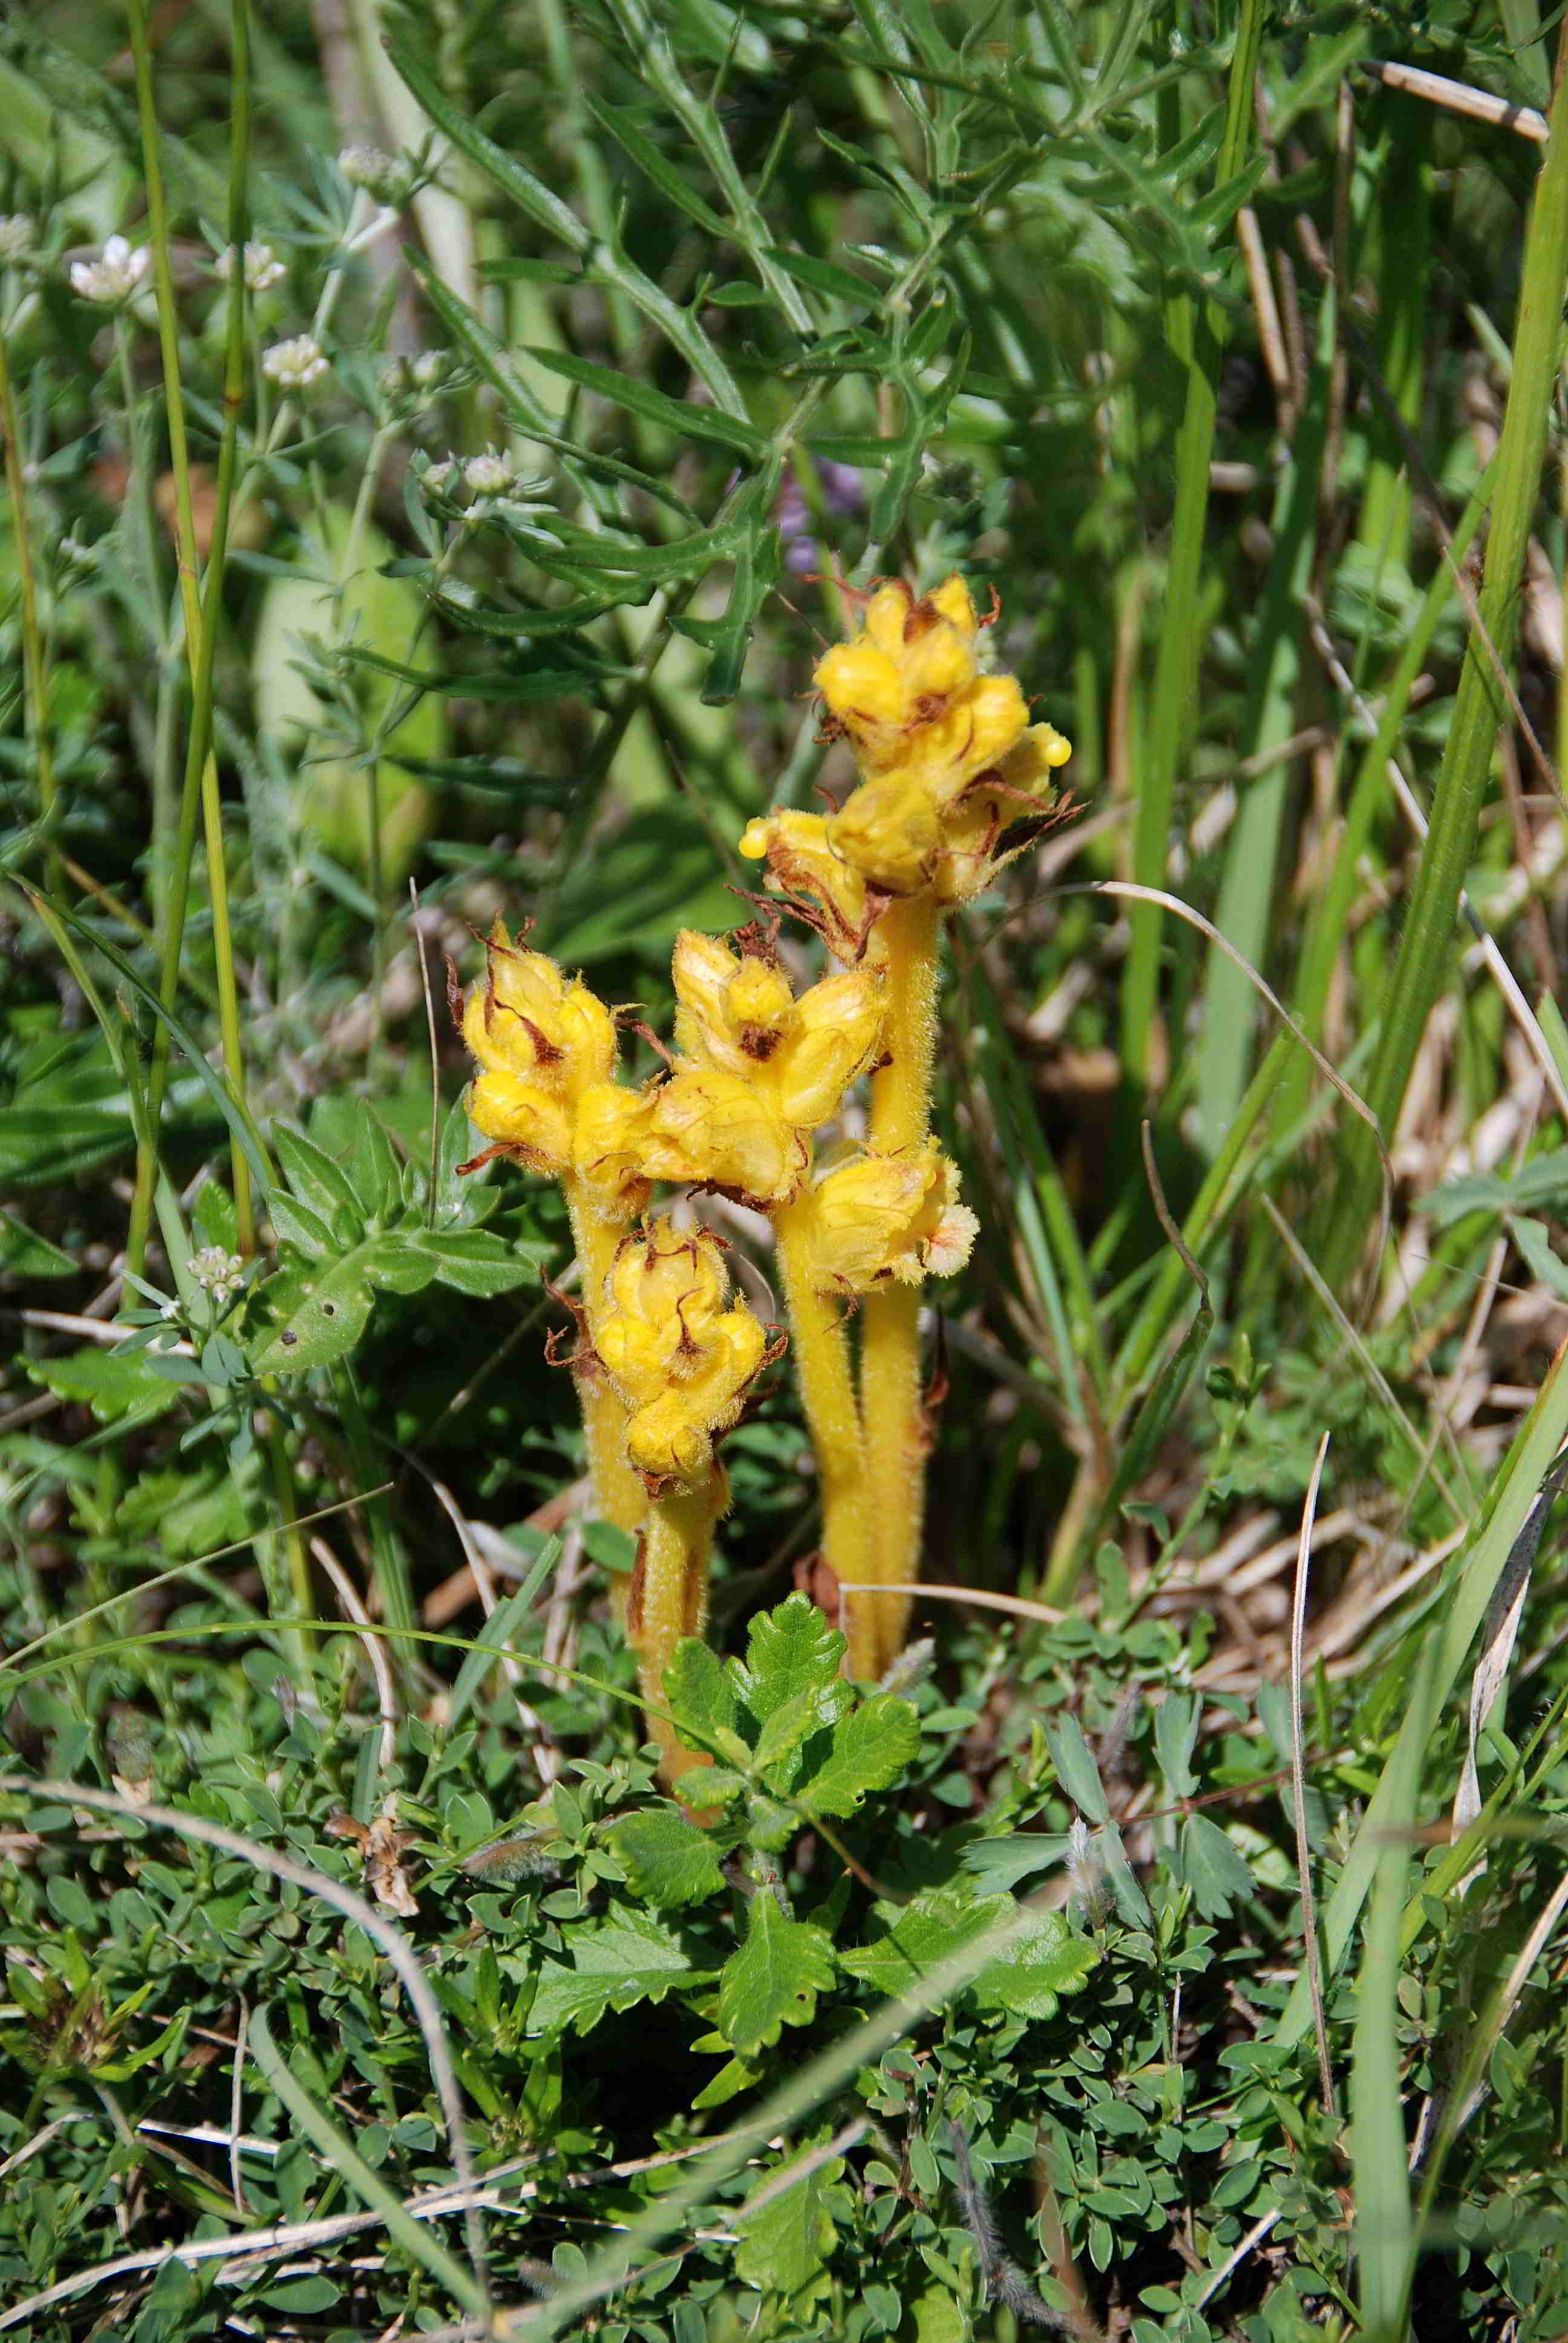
(217, 240, 286, 293)
(0, 215, 34, 263)
(261, 333, 329, 391)
(69, 234, 149, 307)
(191, 1246, 246, 1305)
(424, 445, 524, 500)
(338, 143, 405, 201)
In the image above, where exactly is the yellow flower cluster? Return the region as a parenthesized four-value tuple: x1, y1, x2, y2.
(596, 1223, 774, 1488)
(741, 575, 1071, 928)
(457, 571, 1066, 1756)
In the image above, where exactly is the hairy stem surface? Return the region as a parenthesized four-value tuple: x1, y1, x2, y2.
(773, 1187, 874, 1673)
(628, 1473, 722, 1792)
(860, 894, 943, 1673)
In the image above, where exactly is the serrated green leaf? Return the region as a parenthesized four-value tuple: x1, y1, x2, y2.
(737, 1594, 851, 1729)
(665, 1637, 739, 1751)
(608, 1811, 726, 1909)
(969, 1905, 1100, 2021)
(734, 2146, 844, 2302)
(528, 1907, 709, 2036)
(840, 1889, 1001, 2001)
(802, 1696, 920, 1818)
(25, 1345, 182, 1424)
(751, 1686, 828, 1783)
(717, 1895, 835, 2053)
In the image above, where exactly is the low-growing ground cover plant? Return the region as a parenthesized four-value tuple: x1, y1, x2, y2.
(4, 3, 1568, 2341)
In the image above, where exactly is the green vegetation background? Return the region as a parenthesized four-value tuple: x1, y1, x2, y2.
(3, 2, 1568, 2339)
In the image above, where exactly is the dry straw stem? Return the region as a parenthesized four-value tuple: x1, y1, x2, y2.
(1324, 47, 1568, 1291)
(860, 894, 943, 1675)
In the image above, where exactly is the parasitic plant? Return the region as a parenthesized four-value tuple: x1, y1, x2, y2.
(460, 574, 1069, 1771)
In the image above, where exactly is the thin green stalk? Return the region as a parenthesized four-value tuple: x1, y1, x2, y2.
(125, 0, 255, 1257)
(1119, 0, 1264, 1088)
(1322, 53, 1568, 1294)
(0, 325, 59, 892)
(125, 0, 256, 1279)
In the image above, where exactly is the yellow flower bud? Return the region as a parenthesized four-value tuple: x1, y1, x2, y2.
(644, 1064, 800, 1204)
(828, 770, 940, 896)
(672, 926, 884, 1134)
(598, 1219, 774, 1487)
(462, 923, 616, 1097)
(738, 809, 874, 962)
(808, 1142, 979, 1292)
(466, 1067, 573, 1175)
(570, 1081, 656, 1222)
(603, 1221, 729, 1337)
(816, 578, 981, 771)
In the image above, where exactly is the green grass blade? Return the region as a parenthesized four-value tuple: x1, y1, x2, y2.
(1323, 67, 1568, 1290)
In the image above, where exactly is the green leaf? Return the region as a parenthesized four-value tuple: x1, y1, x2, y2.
(665, 1637, 739, 1752)
(1044, 1715, 1109, 1823)
(250, 1251, 378, 1374)
(717, 1895, 836, 2053)
(737, 1594, 852, 1729)
(734, 2146, 844, 2302)
(584, 94, 730, 238)
(266, 1192, 334, 1257)
(607, 1811, 725, 1909)
(528, 1907, 710, 2036)
(763, 245, 877, 304)
(526, 349, 766, 459)
(25, 1345, 182, 1424)
(444, 1539, 560, 1738)
(802, 1696, 920, 1818)
(1511, 1216, 1568, 1303)
(969, 1905, 1100, 2022)
(410, 1228, 546, 1297)
(1177, 1815, 1253, 1921)
(387, 40, 590, 257)
(0, 1207, 77, 1278)
(840, 1889, 1001, 2001)
(273, 1122, 363, 1230)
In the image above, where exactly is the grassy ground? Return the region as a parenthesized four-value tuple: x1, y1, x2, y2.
(4, 2, 1568, 2338)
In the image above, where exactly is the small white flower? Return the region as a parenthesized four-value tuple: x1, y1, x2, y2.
(68, 234, 150, 307)
(338, 143, 402, 198)
(158, 1296, 181, 1323)
(218, 240, 286, 293)
(462, 445, 517, 496)
(0, 214, 35, 263)
(262, 333, 329, 391)
(409, 349, 446, 390)
(422, 457, 456, 492)
(191, 1246, 246, 1301)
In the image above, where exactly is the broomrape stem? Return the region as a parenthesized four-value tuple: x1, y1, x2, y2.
(773, 1189, 875, 1674)
(628, 1473, 721, 1792)
(860, 894, 944, 1674)
(561, 1175, 645, 1539)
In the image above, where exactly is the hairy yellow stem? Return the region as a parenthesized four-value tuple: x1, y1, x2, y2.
(773, 1187, 875, 1673)
(861, 894, 944, 1673)
(561, 1175, 644, 1542)
(628, 1471, 722, 1793)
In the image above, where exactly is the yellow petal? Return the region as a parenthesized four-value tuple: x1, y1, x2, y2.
(570, 1082, 656, 1222)
(466, 1070, 572, 1173)
(828, 772, 939, 896)
(808, 1142, 975, 1291)
(776, 968, 885, 1127)
(645, 1066, 798, 1204)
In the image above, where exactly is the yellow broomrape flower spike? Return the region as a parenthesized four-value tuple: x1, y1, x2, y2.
(644, 1063, 802, 1204)
(462, 920, 617, 1096)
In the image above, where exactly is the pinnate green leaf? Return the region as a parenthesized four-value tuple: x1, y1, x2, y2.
(718, 1895, 836, 2053)
(608, 1811, 725, 1910)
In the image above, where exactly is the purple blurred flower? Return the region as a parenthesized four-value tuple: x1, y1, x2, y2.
(775, 459, 863, 574)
